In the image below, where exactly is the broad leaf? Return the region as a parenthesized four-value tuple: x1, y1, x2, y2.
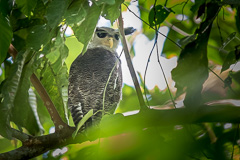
(15, 0, 37, 16)
(102, 0, 124, 24)
(12, 50, 43, 135)
(219, 32, 237, 52)
(0, 50, 31, 139)
(149, 5, 174, 27)
(0, 14, 13, 65)
(236, 7, 240, 33)
(190, 0, 205, 13)
(221, 50, 238, 73)
(172, 2, 220, 108)
(72, 3, 103, 53)
(46, 0, 68, 28)
(93, 0, 115, 5)
(41, 34, 69, 122)
(64, 0, 87, 25)
(72, 109, 93, 138)
(26, 24, 51, 50)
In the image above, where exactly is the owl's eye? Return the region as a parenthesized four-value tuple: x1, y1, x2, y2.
(114, 34, 119, 40)
(97, 32, 107, 38)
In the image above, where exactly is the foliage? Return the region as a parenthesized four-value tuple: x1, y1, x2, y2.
(0, 0, 240, 159)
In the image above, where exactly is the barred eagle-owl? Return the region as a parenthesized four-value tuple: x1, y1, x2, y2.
(68, 27, 135, 127)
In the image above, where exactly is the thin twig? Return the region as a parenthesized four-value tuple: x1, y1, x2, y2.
(156, 37, 177, 108)
(118, 9, 147, 111)
(143, 0, 158, 108)
(123, 3, 183, 50)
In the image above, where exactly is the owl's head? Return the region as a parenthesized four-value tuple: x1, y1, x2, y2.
(89, 27, 136, 51)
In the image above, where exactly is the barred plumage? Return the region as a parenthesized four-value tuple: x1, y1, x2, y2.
(68, 27, 135, 127)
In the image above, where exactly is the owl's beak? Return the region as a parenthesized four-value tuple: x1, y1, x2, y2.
(102, 37, 114, 48)
(108, 37, 114, 48)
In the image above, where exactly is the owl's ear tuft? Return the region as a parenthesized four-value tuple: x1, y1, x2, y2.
(124, 27, 136, 35)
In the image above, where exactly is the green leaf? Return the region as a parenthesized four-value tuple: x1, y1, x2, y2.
(93, 0, 115, 5)
(230, 71, 240, 86)
(236, 7, 240, 33)
(0, 14, 13, 65)
(41, 63, 69, 123)
(26, 24, 51, 50)
(72, 3, 103, 53)
(0, 0, 12, 16)
(172, 36, 209, 107)
(15, 0, 37, 16)
(64, 36, 84, 72)
(221, 50, 237, 73)
(0, 50, 31, 139)
(41, 35, 69, 123)
(100, 113, 124, 136)
(28, 88, 44, 133)
(219, 32, 237, 52)
(102, 0, 124, 24)
(64, 0, 87, 25)
(46, 0, 68, 28)
(190, 0, 205, 13)
(12, 51, 44, 135)
(72, 109, 93, 138)
(148, 5, 173, 27)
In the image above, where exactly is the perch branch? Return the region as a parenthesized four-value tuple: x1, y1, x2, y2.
(8, 44, 69, 132)
(118, 9, 148, 111)
(1, 104, 240, 159)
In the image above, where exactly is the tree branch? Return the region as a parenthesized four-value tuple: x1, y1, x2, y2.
(8, 44, 69, 132)
(1, 104, 240, 159)
(118, 9, 148, 111)
(11, 128, 32, 142)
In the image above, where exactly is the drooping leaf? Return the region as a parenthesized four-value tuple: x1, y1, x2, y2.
(93, 0, 115, 6)
(12, 50, 43, 135)
(72, 109, 93, 138)
(41, 34, 69, 122)
(221, 50, 237, 73)
(190, 0, 205, 13)
(26, 24, 51, 50)
(40, 63, 69, 123)
(72, 3, 103, 53)
(0, 14, 13, 65)
(0, 0, 12, 16)
(0, 50, 31, 139)
(148, 5, 174, 27)
(102, 0, 124, 24)
(219, 32, 237, 52)
(196, 3, 206, 19)
(28, 88, 44, 133)
(64, 0, 87, 25)
(236, 7, 240, 33)
(32, 0, 47, 19)
(172, 2, 220, 108)
(46, 0, 68, 28)
(230, 71, 240, 87)
(15, 0, 37, 16)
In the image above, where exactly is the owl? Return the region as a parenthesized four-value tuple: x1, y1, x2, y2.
(68, 27, 135, 127)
